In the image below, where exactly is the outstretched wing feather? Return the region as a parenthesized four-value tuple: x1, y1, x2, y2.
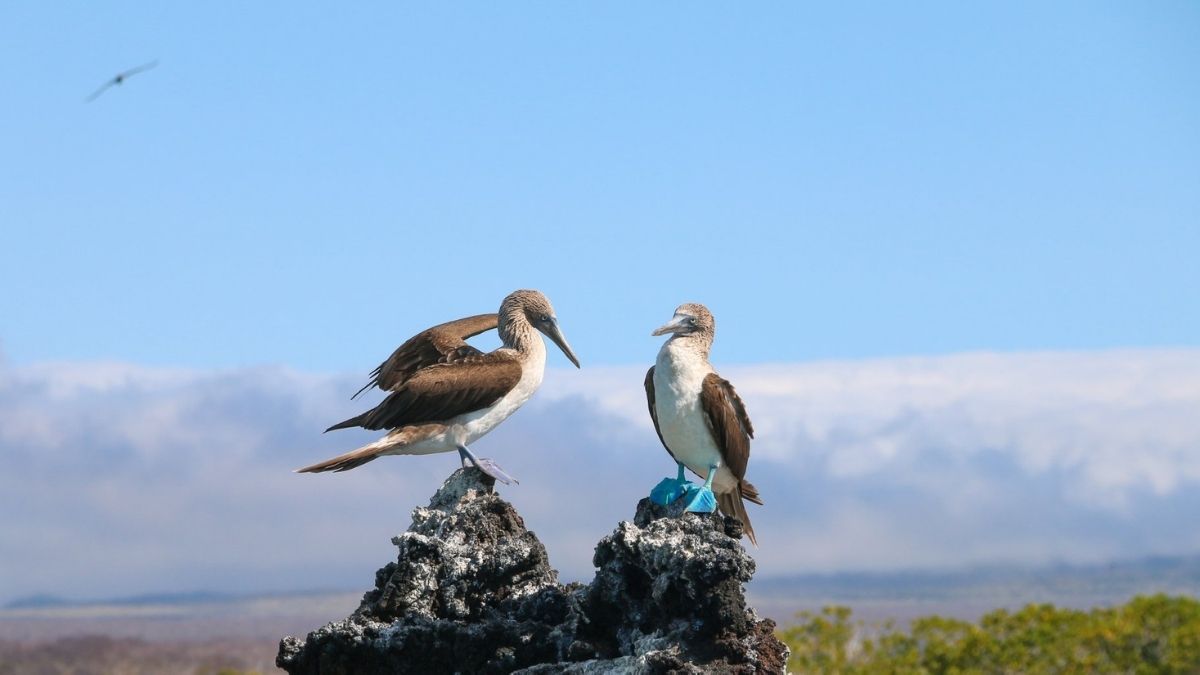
(354, 313, 498, 399)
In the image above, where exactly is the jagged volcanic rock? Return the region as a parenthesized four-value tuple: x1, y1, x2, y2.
(572, 498, 787, 673)
(277, 468, 579, 674)
(277, 468, 788, 674)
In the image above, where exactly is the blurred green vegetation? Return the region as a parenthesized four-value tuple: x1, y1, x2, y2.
(779, 594, 1200, 674)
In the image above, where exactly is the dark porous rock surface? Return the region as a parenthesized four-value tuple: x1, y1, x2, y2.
(277, 468, 788, 674)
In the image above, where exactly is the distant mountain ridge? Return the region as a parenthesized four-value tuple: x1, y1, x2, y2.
(9, 555, 1199, 612)
(750, 554, 1200, 603)
(2, 589, 345, 611)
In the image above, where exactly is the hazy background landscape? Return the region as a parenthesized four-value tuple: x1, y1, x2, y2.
(3, 352, 1199, 670)
(2, 1, 1197, 672)
(3, 350, 1200, 600)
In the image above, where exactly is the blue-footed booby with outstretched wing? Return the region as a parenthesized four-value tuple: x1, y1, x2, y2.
(645, 303, 762, 546)
(297, 289, 580, 483)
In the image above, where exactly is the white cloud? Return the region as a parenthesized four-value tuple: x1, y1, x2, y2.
(545, 350, 1200, 505)
(1, 349, 1199, 602)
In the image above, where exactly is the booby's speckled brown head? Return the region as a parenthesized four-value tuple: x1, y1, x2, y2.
(652, 302, 715, 340)
(499, 289, 581, 367)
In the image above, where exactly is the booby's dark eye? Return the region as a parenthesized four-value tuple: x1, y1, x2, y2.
(688, 317, 697, 325)
(540, 314, 551, 323)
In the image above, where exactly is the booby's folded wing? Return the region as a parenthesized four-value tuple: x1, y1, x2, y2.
(328, 352, 522, 431)
(644, 366, 676, 461)
(699, 372, 754, 480)
(352, 313, 499, 399)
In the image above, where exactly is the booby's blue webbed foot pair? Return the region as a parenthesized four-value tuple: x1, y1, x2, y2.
(650, 462, 717, 513)
(457, 444, 518, 486)
(650, 462, 691, 504)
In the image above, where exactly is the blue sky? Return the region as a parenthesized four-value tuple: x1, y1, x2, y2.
(2, 3, 1200, 604)
(2, 2, 1197, 370)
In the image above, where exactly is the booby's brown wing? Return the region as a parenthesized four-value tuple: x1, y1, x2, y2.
(700, 372, 754, 480)
(327, 352, 522, 432)
(351, 313, 499, 400)
(644, 366, 676, 461)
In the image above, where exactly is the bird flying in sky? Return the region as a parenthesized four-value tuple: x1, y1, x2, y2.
(85, 59, 158, 102)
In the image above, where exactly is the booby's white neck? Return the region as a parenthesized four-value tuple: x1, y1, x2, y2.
(656, 337, 712, 394)
(659, 332, 711, 363)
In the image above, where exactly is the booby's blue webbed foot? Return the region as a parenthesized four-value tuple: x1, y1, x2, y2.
(650, 476, 693, 505)
(650, 461, 693, 505)
(457, 444, 518, 485)
(681, 483, 717, 513)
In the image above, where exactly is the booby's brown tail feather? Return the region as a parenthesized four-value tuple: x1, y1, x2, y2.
(298, 425, 444, 473)
(295, 445, 383, 473)
(740, 479, 764, 506)
(324, 411, 370, 433)
(717, 488, 759, 548)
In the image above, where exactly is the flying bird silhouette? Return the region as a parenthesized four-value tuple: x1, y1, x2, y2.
(85, 59, 158, 102)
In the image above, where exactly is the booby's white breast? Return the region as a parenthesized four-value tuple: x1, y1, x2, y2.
(459, 340, 545, 443)
(376, 339, 546, 457)
(653, 340, 738, 493)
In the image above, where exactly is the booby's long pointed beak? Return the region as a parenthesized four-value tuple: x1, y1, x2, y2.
(541, 318, 581, 368)
(652, 314, 690, 337)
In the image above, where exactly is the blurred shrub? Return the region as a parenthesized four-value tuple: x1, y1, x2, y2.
(779, 594, 1200, 674)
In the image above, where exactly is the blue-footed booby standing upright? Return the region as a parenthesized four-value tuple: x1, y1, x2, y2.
(645, 303, 762, 545)
(297, 290, 580, 483)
